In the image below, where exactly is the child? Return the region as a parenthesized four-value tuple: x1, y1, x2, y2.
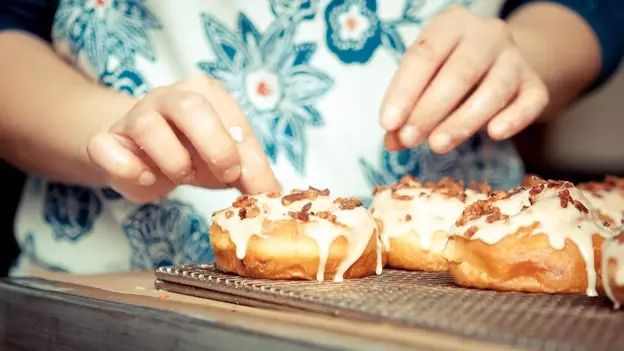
(0, 0, 621, 274)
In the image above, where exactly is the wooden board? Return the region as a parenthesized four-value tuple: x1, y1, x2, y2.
(0, 272, 522, 351)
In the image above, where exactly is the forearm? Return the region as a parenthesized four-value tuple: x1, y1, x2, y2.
(0, 31, 136, 186)
(506, 2, 601, 118)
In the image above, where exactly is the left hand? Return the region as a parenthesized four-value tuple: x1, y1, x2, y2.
(380, 5, 549, 153)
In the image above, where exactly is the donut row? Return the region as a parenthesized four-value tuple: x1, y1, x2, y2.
(208, 175, 624, 308)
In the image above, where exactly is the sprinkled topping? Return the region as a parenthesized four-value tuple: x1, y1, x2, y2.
(282, 186, 331, 205)
(374, 175, 488, 202)
(334, 197, 363, 210)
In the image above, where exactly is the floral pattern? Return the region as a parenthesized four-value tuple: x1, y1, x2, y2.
(43, 183, 103, 242)
(20, 233, 69, 273)
(100, 58, 149, 97)
(197, 13, 334, 173)
(325, 0, 473, 63)
(359, 133, 523, 190)
(270, 0, 318, 21)
(52, 0, 161, 75)
(122, 200, 214, 270)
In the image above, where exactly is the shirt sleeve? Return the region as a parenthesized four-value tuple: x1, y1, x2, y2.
(501, 0, 624, 90)
(0, 0, 59, 43)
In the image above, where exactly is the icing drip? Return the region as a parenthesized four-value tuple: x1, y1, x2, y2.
(212, 191, 380, 281)
(602, 232, 624, 308)
(450, 183, 614, 296)
(581, 188, 624, 228)
(371, 183, 486, 253)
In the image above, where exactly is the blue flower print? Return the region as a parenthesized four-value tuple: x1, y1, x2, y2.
(123, 200, 214, 270)
(325, 0, 382, 63)
(20, 233, 70, 273)
(270, 0, 318, 21)
(100, 187, 123, 200)
(53, 0, 161, 75)
(359, 134, 523, 190)
(43, 183, 103, 242)
(100, 58, 149, 97)
(198, 13, 334, 173)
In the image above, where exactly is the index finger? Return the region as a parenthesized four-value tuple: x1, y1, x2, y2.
(180, 76, 280, 194)
(379, 6, 464, 132)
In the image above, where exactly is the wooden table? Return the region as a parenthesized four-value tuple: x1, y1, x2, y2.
(0, 272, 522, 351)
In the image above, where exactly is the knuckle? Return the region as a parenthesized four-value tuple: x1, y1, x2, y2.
(175, 92, 208, 112)
(406, 37, 439, 65)
(129, 111, 161, 136)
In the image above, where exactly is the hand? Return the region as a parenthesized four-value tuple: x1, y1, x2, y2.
(87, 75, 280, 203)
(380, 5, 549, 153)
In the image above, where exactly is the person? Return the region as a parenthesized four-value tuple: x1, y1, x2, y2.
(0, 0, 621, 274)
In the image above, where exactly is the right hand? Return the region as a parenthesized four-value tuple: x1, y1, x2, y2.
(87, 75, 280, 203)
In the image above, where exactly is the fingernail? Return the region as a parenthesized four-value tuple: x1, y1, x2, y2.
(431, 133, 452, 151)
(490, 121, 510, 139)
(399, 125, 421, 147)
(222, 165, 241, 184)
(228, 126, 244, 143)
(138, 170, 156, 186)
(380, 106, 404, 131)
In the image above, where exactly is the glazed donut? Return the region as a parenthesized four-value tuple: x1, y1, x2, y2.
(444, 179, 613, 295)
(371, 176, 488, 272)
(210, 187, 384, 281)
(602, 230, 624, 308)
(579, 176, 624, 229)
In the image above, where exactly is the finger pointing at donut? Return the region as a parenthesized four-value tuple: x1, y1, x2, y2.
(87, 75, 280, 203)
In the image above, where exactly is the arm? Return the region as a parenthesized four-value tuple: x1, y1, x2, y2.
(505, 0, 624, 118)
(0, 0, 136, 186)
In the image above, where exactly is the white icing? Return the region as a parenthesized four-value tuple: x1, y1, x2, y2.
(212, 193, 380, 281)
(449, 184, 614, 296)
(602, 233, 624, 308)
(581, 188, 624, 227)
(371, 186, 485, 253)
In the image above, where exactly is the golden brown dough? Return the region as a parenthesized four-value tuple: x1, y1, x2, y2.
(445, 179, 612, 295)
(210, 187, 385, 281)
(371, 176, 488, 272)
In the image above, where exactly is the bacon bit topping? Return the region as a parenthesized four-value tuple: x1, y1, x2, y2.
(282, 186, 330, 205)
(469, 181, 492, 194)
(267, 192, 281, 198)
(373, 185, 389, 195)
(559, 189, 572, 208)
(301, 202, 312, 213)
(382, 175, 477, 202)
(573, 199, 589, 214)
(391, 193, 414, 201)
(238, 205, 260, 219)
(288, 210, 310, 222)
(225, 210, 234, 219)
(456, 200, 508, 226)
(464, 226, 479, 238)
(405, 214, 412, 221)
(282, 192, 307, 205)
(334, 197, 363, 210)
(521, 174, 546, 187)
(233, 195, 257, 208)
(618, 232, 624, 245)
(317, 211, 337, 223)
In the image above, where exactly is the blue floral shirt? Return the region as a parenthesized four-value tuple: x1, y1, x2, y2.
(0, 0, 620, 274)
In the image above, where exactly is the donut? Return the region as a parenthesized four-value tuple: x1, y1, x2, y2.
(602, 230, 624, 308)
(578, 176, 624, 229)
(444, 179, 613, 295)
(210, 187, 384, 281)
(371, 176, 489, 272)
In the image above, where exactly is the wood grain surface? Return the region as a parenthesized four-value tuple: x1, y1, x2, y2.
(0, 272, 524, 351)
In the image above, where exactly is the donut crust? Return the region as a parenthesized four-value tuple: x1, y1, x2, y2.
(606, 258, 624, 304)
(445, 225, 605, 294)
(210, 219, 384, 280)
(384, 230, 449, 272)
